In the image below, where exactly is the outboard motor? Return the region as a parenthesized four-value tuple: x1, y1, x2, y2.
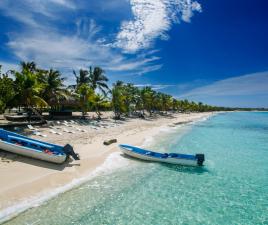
(196, 154, 205, 166)
(63, 144, 80, 160)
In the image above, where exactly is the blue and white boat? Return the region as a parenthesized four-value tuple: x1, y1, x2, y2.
(119, 144, 205, 166)
(0, 129, 79, 164)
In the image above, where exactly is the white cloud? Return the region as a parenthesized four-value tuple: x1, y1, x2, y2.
(48, 0, 76, 9)
(114, 0, 201, 53)
(7, 30, 116, 70)
(1, 0, 164, 79)
(107, 56, 160, 71)
(135, 64, 163, 75)
(179, 71, 268, 98)
(0, 0, 76, 27)
(8, 32, 98, 69)
(7, 27, 162, 80)
(76, 18, 102, 40)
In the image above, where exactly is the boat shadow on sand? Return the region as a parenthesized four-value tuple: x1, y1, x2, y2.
(121, 153, 209, 175)
(0, 150, 80, 171)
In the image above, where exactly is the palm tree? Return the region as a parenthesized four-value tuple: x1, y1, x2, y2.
(41, 69, 70, 109)
(121, 83, 143, 116)
(21, 61, 37, 73)
(14, 64, 48, 122)
(172, 99, 180, 112)
(181, 99, 190, 112)
(161, 93, 173, 113)
(141, 87, 155, 115)
(0, 71, 15, 113)
(114, 80, 124, 87)
(92, 94, 109, 119)
(89, 66, 109, 95)
(198, 102, 204, 112)
(77, 84, 94, 117)
(111, 81, 127, 119)
(73, 69, 90, 87)
(0, 62, 224, 117)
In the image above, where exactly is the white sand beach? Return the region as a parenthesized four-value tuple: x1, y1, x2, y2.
(0, 112, 214, 220)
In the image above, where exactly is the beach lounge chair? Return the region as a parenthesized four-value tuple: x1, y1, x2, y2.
(14, 127, 21, 131)
(27, 125, 39, 131)
(33, 131, 47, 137)
(75, 127, 86, 132)
(49, 129, 62, 135)
(70, 120, 78, 124)
(63, 121, 73, 127)
(63, 128, 75, 134)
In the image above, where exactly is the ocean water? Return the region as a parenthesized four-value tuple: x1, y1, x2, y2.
(3, 112, 268, 225)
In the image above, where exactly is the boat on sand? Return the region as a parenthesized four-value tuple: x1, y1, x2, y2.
(0, 129, 79, 164)
(119, 144, 205, 166)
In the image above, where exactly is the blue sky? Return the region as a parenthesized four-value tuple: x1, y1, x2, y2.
(0, 0, 268, 107)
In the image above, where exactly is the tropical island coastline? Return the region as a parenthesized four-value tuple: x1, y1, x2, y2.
(0, 111, 215, 222)
(1, 0, 268, 223)
(0, 62, 266, 223)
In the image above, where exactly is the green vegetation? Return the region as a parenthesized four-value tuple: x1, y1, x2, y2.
(0, 66, 15, 113)
(0, 61, 249, 120)
(110, 82, 228, 118)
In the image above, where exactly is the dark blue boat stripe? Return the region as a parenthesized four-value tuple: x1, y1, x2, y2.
(120, 144, 196, 160)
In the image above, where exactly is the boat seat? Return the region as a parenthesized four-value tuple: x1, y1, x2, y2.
(8, 135, 54, 149)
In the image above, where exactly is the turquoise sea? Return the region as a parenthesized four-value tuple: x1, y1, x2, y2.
(3, 112, 268, 225)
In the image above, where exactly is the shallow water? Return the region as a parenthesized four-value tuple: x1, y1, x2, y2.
(3, 112, 268, 225)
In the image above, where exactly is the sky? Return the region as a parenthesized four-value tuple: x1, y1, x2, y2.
(0, 0, 268, 108)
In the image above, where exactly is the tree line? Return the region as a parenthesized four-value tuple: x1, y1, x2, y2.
(0, 62, 233, 119)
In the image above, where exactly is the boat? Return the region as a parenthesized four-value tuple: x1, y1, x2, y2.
(4, 114, 40, 121)
(119, 144, 205, 166)
(0, 129, 80, 164)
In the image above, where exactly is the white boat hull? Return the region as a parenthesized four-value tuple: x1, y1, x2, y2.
(120, 146, 200, 166)
(0, 140, 66, 164)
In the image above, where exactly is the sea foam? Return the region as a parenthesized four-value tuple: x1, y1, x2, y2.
(0, 152, 129, 223)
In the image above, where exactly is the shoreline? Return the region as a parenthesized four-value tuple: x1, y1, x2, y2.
(0, 112, 215, 223)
